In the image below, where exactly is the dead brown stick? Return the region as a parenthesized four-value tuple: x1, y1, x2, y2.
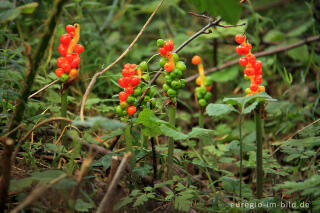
(79, 0, 165, 121)
(11, 117, 73, 162)
(28, 79, 59, 99)
(185, 35, 320, 82)
(96, 152, 131, 213)
(10, 174, 67, 213)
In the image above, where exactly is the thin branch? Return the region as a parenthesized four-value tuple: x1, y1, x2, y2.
(28, 79, 59, 99)
(96, 152, 131, 213)
(79, 0, 165, 121)
(185, 35, 320, 82)
(10, 174, 67, 213)
(11, 117, 72, 161)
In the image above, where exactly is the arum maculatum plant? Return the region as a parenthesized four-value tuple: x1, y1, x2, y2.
(191, 55, 213, 156)
(55, 24, 84, 142)
(158, 39, 187, 179)
(206, 33, 276, 203)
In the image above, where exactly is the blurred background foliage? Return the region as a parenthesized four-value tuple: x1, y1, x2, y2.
(1, 0, 320, 212)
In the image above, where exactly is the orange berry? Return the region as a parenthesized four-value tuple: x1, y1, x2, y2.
(192, 55, 201, 65)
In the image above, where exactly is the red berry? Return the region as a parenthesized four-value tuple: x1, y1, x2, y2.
(245, 43, 252, 50)
(246, 54, 256, 64)
(61, 63, 71, 73)
(254, 75, 262, 84)
(239, 57, 248, 67)
(127, 106, 136, 115)
(124, 64, 131, 69)
(244, 67, 255, 76)
(164, 40, 174, 52)
(66, 25, 75, 34)
(58, 44, 67, 56)
(235, 34, 246, 43)
(130, 76, 140, 87)
(55, 68, 64, 77)
(59, 34, 71, 45)
(119, 92, 128, 102)
(254, 61, 262, 70)
(57, 57, 67, 67)
(122, 69, 130, 77)
(192, 56, 201, 65)
(125, 86, 134, 95)
(130, 64, 137, 69)
(236, 45, 250, 55)
(66, 54, 74, 63)
(255, 68, 263, 75)
(249, 83, 259, 92)
(128, 68, 135, 76)
(118, 78, 126, 88)
(159, 47, 167, 56)
(71, 57, 80, 68)
(164, 62, 174, 72)
(73, 44, 84, 53)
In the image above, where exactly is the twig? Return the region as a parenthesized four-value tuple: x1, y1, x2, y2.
(10, 174, 67, 213)
(185, 35, 320, 82)
(11, 117, 73, 162)
(108, 135, 121, 150)
(150, 137, 157, 179)
(0, 0, 69, 209)
(79, 0, 165, 121)
(28, 79, 59, 99)
(96, 152, 131, 213)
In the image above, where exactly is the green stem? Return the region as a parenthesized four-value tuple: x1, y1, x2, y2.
(239, 113, 243, 201)
(61, 88, 68, 145)
(167, 105, 176, 180)
(125, 125, 135, 169)
(199, 111, 204, 156)
(255, 105, 263, 199)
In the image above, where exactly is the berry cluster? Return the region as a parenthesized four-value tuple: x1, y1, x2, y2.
(157, 39, 186, 99)
(235, 34, 265, 95)
(55, 24, 85, 83)
(192, 56, 213, 108)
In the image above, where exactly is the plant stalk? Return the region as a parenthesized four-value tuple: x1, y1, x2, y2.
(125, 125, 135, 169)
(167, 104, 176, 179)
(239, 113, 243, 200)
(255, 105, 263, 199)
(199, 111, 204, 156)
(61, 88, 68, 145)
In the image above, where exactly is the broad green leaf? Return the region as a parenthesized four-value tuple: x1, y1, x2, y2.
(288, 44, 309, 62)
(73, 117, 126, 130)
(209, 67, 239, 83)
(243, 101, 258, 114)
(201, 20, 247, 39)
(188, 127, 215, 138)
(0, 8, 20, 23)
(206, 103, 238, 116)
(134, 194, 149, 207)
(114, 197, 133, 211)
(264, 30, 285, 43)
(160, 124, 188, 140)
(136, 109, 165, 137)
(75, 199, 95, 212)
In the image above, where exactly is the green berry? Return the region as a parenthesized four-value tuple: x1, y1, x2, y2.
(120, 102, 128, 109)
(127, 96, 135, 105)
(134, 87, 142, 96)
(142, 74, 150, 81)
(171, 80, 181, 89)
(165, 75, 172, 84)
(204, 78, 212, 86)
(151, 100, 156, 107)
(60, 73, 69, 83)
(115, 106, 123, 116)
(198, 99, 207, 107)
(162, 83, 170, 92)
(180, 79, 186, 88)
(123, 110, 128, 116)
(167, 88, 177, 98)
(245, 88, 251, 94)
(139, 61, 148, 71)
(159, 58, 168, 68)
(204, 92, 212, 101)
(144, 95, 150, 101)
(172, 53, 179, 62)
(176, 61, 186, 72)
(169, 71, 177, 79)
(199, 87, 207, 95)
(157, 39, 165, 47)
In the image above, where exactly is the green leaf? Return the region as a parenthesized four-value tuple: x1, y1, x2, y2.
(201, 20, 247, 39)
(0, 8, 20, 23)
(206, 103, 238, 116)
(160, 124, 188, 140)
(288, 44, 309, 62)
(264, 30, 285, 43)
(188, 127, 215, 138)
(243, 101, 258, 114)
(73, 117, 126, 131)
(17, 2, 38, 14)
(75, 199, 95, 212)
(114, 197, 133, 211)
(136, 108, 166, 137)
(209, 66, 239, 82)
(134, 194, 149, 207)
